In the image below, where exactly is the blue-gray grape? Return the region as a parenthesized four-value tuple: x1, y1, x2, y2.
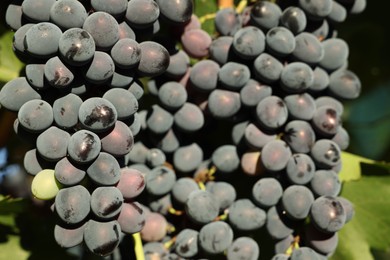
(310, 170, 341, 197)
(146, 105, 174, 134)
(293, 32, 324, 64)
(280, 62, 314, 93)
(125, 0, 159, 28)
(198, 221, 233, 254)
(165, 50, 190, 79)
(25, 64, 46, 90)
(185, 190, 219, 224)
(103, 88, 138, 120)
(266, 27, 296, 56)
(218, 62, 251, 90)
(189, 60, 220, 92)
(256, 96, 288, 130)
(155, 0, 193, 24)
(86, 152, 121, 185)
(110, 38, 141, 69)
(158, 82, 188, 110)
(24, 22, 62, 58)
(206, 181, 237, 211)
(252, 178, 283, 208)
(228, 199, 266, 231)
(36, 126, 70, 161)
(55, 156, 86, 186)
(282, 185, 314, 220)
(240, 79, 272, 108)
(286, 153, 316, 185)
(244, 123, 277, 150)
(280, 7, 307, 34)
(44, 56, 74, 88)
(319, 38, 349, 71)
(253, 53, 283, 83)
(250, 1, 282, 30)
(284, 93, 316, 120)
(208, 89, 241, 119)
(22, 0, 56, 22)
(50, 0, 87, 29)
(174, 103, 204, 132)
(232, 26, 265, 59)
(310, 196, 346, 233)
(266, 206, 294, 240)
(215, 8, 242, 36)
(181, 29, 212, 59)
(172, 177, 199, 204)
(117, 202, 146, 234)
(83, 220, 121, 256)
(211, 145, 240, 173)
(90, 187, 124, 219)
(54, 222, 86, 249)
(329, 69, 361, 99)
(261, 140, 292, 172)
(227, 237, 260, 260)
(310, 139, 341, 168)
(146, 166, 176, 196)
(91, 0, 128, 18)
(85, 51, 115, 84)
(209, 36, 233, 65)
(18, 99, 53, 133)
(173, 143, 203, 173)
(100, 121, 134, 157)
(174, 229, 199, 258)
(284, 120, 316, 153)
(137, 41, 170, 77)
(298, 0, 333, 19)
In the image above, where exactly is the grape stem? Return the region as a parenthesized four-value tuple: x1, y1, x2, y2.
(133, 232, 145, 260)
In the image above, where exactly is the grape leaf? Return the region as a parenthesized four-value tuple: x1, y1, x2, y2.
(194, 0, 218, 36)
(0, 195, 29, 215)
(331, 175, 390, 260)
(0, 25, 24, 82)
(0, 235, 30, 259)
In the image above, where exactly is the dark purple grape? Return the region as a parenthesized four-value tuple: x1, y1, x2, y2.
(110, 38, 141, 69)
(174, 229, 199, 258)
(305, 224, 339, 255)
(172, 177, 199, 205)
(146, 104, 174, 134)
(117, 202, 146, 234)
(206, 181, 236, 211)
(284, 120, 316, 153)
(256, 96, 288, 130)
(312, 106, 341, 136)
(232, 26, 265, 59)
(244, 123, 276, 150)
(215, 7, 242, 36)
(165, 50, 190, 78)
(5, 4, 22, 30)
(293, 32, 324, 64)
(280, 7, 307, 34)
(83, 11, 119, 50)
(329, 69, 361, 99)
(284, 93, 316, 120)
(320, 38, 349, 71)
(266, 206, 294, 240)
(50, 0, 88, 29)
(261, 140, 292, 171)
(181, 29, 212, 58)
(174, 103, 204, 132)
(90, 187, 124, 219)
(116, 168, 145, 199)
(125, 0, 159, 28)
(141, 212, 167, 242)
(158, 82, 188, 110)
(146, 166, 176, 196)
(100, 121, 134, 157)
(311, 139, 341, 168)
(266, 26, 296, 56)
(36, 126, 70, 161)
(310, 170, 341, 197)
(18, 99, 53, 133)
(86, 152, 121, 185)
(280, 62, 314, 93)
(185, 190, 219, 225)
(228, 199, 266, 231)
(189, 60, 220, 92)
(137, 41, 170, 77)
(55, 185, 91, 225)
(79, 97, 117, 133)
(55, 157, 86, 186)
(250, 1, 282, 30)
(84, 220, 121, 256)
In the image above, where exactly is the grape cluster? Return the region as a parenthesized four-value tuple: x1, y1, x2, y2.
(1, 0, 366, 259)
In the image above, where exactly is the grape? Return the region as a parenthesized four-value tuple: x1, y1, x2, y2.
(266, 206, 294, 240)
(101, 121, 134, 157)
(240, 80, 272, 108)
(332, 126, 350, 150)
(83, 11, 119, 50)
(128, 112, 143, 137)
(144, 148, 165, 168)
(211, 145, 240, 173)
(52, 94, 81, 129)
(185, 190, 219, 224)
(117, 202, 146, 234)
(282, 185, 315, 220)
(165, 50, 190, 78)
(311, 139, 341, 168)
(21, 0, 56, 22)
(5, 4, 22, 31)
(25, 64, 46, 90)
(189, 60, 220, 92)
(116, 168, 145, 199)
(218, 62, 251, 90)
(319, 38, 349, 71)
(311, 196, 346, 233)
(54, 157, 86, 186)
(54, 222, 86, 248)
(84, 220, 121, 256)
(23, 149, 48, 176)
(0, 77, 41, 112)
(275, 235, 295, 254)
(158, 82, 187, 110)
(12, 24, 34, 55)
(209, 36, 233, 66)
(171, 177, 199, 204)
(141, 212, 168, 242)
(146, 105, 174, 134)
(198, 221, 233, 254)
(298, 0, 333, 19)
(181, 29, 212, 58)
(250, 1, 282, 30)
(144, 242, 169, 260)
(174, 229, 199, 258)
(85, 51, 115, 84)
(309, 67, 330, 92)
(232, 26, 265, 59)
(252, 178, 283, 208)
(259, 139, 292, 172)
(290, 247, 321, 260)
(286, 153, 316, 185)
(86, 152, 121, 185)
(50, 0, 87, 29)
(286, 94, 316, 122)
(305, 224, 338, 255)
(266, 27, 296, 56)
(79, 97, 117, 133)
(103, 88, 138, 120)
(173, 143, 203, 173)
(91, 187, 123, 219)
(280, 7, 307, 35)
(118, 21, 136, 40)
(311, 170, 341, 197)
(227, 237, 259, 260)
(18, 99, 53, 133)
(128, 79, 145, 100)
(293, 32, 324, 64)
(91, 0, 128, 18)
(208, 89, 241, 119)
(36, 126, 70, 161)
(329, 69, 361, 99)
(315, 96, 343, 115)
(174, 103, 204, 132)
(126, 141, 149, 164)
(59, 28, 96, 66)
(253, 53, 284, 83)
(271, 254, 289, 260)
(310, 19, 329, 41)
(126, 0, 159, 28)
(156, 0, 193, 24)
(215, 8, 242, 36)
(351, 0, 367, 14)
(24, 22, 62, 58)
(110, 39, 141, 69)
(44, 56, 74, 88)
(146, 166, 176, 196)
(328, 1, 347, 23)
(244, 123, 277, 149)
(280, 62, 314, 93)
(55, 185, 91, 225)
(206, 181, 237, 211)
(109, 70, 135, 89)
(312, 106, 341, 136)
(137, 41, 170, 77)
(256, 96, 288, 130)
(284, 120, 316, 153)
(228, 199, 266, 231)
(337, 197, 355, 223)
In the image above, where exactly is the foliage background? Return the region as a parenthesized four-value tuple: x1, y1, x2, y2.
(0, 0, 389, 259)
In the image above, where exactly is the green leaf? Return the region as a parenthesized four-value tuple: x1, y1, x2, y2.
(0, 234, 30, 259)
(0, 195, 29, 215)
(194, 0, 218, 36)
(0, 25, 24, 82)
(332, 175, 390, 260)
